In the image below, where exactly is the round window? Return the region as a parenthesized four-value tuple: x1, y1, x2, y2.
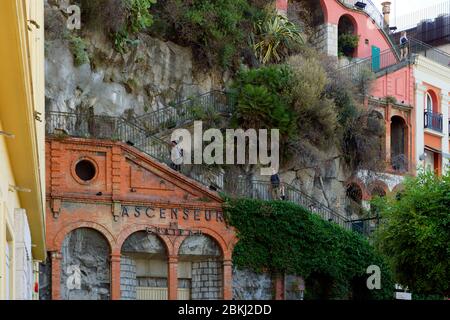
(75, 160, 96, 182)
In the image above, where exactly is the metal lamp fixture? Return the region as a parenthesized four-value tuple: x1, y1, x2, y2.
(355, 1, 367, 10)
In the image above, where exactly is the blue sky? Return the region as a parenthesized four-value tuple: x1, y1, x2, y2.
(374, 0, 449, 29)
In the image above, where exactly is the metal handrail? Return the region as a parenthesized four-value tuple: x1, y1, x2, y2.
(135, 91, 233, 134)
(409, 37, 450, 68)
(228, 179, 351, 230)
(45, 110, 224, 189)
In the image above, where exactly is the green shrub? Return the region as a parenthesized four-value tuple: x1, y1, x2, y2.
(66, 34, 90, 66)
(114, 0, 156, 53)
(338, 33, 359, 57)
(224, 198, 395, 300)
(229, 65, 295, 136)
(151, 0, 269, 69)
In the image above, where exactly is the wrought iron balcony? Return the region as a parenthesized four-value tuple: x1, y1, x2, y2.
(424, 111, 443, 133)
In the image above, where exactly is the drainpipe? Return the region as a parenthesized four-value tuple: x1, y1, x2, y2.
(381, 2, 392, 30)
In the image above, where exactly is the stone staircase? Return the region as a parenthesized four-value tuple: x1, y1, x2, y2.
(46, 91, 368, 235)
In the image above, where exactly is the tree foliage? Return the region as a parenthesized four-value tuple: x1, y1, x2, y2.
(224, 198, 395, 299)
(373, 170, 450, 297)
(151, 0, 270, 69)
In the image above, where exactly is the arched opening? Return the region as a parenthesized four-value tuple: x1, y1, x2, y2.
(60, 228, 111, 300)
(424, 90, 442, 133)
(391, 116, 408, 172)
(120, 231, 168, 300)
(338, 15, 358, 58)
(345, 182, 364, 218)
(425, 90, 439, 113)
(178, 235, 223, 300)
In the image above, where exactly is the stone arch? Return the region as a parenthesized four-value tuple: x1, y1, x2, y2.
(392, 183, 405, 197)
(368, 181, 389, 198)
(173, 227, 230, 261)
(178, 234, 224, 300)
(338, 14, 359, 57)
(60, 227, 111, 300)
(120, 230, 169, 300)
(117, 224, 173, 256)
(53, 221, 116, 253)
(346, 179, 366, 204)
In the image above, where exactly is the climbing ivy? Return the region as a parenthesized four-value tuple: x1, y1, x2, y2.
(223, 198, 395, 300)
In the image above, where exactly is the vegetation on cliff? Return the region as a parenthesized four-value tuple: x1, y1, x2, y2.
(224, 198, 395, 300)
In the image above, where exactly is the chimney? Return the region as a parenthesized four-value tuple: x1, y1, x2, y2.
(276, 0, 288, 17)
(381, 2, 392, 28)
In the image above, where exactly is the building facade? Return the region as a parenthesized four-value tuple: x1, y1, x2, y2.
(0, 0, 46, 300)
(44, 137, 236, 300)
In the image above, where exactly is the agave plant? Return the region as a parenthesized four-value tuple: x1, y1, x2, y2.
(253, 13, 304, 65)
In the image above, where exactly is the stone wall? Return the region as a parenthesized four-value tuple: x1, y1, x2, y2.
(191, 259, 223, 300)
(60, 228, 111, 300)
(44, 2, 226, 118)
(311, 23, 338, 57)
(232, 268, 273, 300)
(120, 256, 137, 300)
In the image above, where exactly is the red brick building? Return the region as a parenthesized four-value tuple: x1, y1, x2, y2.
(45, 137, 236, 300)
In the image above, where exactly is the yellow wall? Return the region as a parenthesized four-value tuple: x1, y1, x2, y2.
(0, 0, 45, 299)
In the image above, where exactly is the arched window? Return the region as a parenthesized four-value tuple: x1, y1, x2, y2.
(426, 92, 433, 112)
(391, 116, 408, 172)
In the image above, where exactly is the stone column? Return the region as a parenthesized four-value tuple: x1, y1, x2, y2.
(223, 259, 233, 300)
(441, 94, 450, 173)
(50, 251, 62, 300)
(415, 84, 427, 168)
(167, 256, 178, 300)
(110, 253, 121, 300)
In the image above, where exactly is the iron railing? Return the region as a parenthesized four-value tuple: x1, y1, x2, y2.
(424, 111, 443, 133)
(45, 110, 224, 189)
(229, 180, 351, 230)
(339, 44, 400, 79)
(348, 216, 380, 236)
(136, 91, 233, 134)
(409, 38, 450, 68)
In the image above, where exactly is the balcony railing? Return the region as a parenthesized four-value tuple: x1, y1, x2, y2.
(424, 111, 443, 132)
(338, 0, 385, 30)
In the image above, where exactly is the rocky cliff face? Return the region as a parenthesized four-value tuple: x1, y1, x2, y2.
(45, 1, 228, 117)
